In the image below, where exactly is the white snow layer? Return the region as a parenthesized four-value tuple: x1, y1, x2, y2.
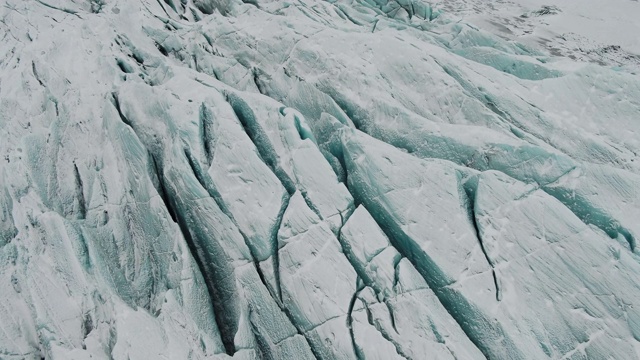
(1, 0, 640, 359)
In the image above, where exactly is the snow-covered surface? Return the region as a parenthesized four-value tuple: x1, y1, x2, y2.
(1, 0, 639, 359)
(436, 0, 640, 71)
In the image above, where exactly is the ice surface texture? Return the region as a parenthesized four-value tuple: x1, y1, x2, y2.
(1, 0, 640, 359)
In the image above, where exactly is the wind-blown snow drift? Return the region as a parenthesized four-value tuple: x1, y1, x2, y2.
(1, 0, 640, 359)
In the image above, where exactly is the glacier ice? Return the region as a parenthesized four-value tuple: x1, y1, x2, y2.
(340, 205, 486, 359)
(1, 0, 640, 359)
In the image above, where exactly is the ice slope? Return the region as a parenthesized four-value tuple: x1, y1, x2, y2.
(0, 0, 639, 359)
(432, 0, 640, 71)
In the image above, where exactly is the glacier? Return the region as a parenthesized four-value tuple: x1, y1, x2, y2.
(1, 0, 640, 359)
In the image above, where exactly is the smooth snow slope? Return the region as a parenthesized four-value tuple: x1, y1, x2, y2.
(1, 0, 639, 359)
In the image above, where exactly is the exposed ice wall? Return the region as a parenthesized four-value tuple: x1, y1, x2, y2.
(1, 0, 640, 359)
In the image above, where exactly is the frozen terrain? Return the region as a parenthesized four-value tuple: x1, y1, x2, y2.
(1, 0, 640, 359)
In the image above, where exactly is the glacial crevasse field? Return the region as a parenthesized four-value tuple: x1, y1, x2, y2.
(1, 0, 640, 359)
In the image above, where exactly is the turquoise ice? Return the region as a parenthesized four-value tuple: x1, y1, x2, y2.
(1, 0, 640, 359)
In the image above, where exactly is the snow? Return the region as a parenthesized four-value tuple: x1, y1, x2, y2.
(1, 0, 640, 359)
